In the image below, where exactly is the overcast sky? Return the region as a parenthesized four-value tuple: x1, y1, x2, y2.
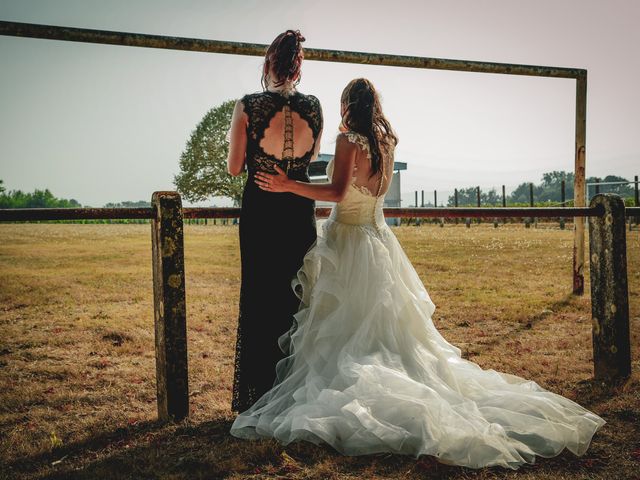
(0, 0, 638, 207)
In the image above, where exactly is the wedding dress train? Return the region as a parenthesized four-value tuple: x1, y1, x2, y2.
(230, 132, 605, 470)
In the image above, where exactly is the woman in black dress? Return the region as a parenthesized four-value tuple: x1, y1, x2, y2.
(226, 30, 323, 412)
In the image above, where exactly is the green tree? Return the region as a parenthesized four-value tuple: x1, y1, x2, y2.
(538, 170, 574, 202)
(174, 99, 246, 206)
(0, 184, 81, 208)
(446, 187, 501, 206)
(589, 175, 633, 197)
(104, 200, 151, 208)
(509, 182, 541, 204)
(446, 187, 477, 206)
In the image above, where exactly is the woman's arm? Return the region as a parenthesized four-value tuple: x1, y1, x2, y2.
(255, 133, 356, 202)
(227, 100, 248, 176)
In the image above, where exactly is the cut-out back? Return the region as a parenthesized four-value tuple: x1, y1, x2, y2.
(241, 91, 323, 176)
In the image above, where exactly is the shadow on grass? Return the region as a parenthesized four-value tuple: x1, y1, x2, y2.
(3, 411, 619, 480)
(467, 293, 580, 355)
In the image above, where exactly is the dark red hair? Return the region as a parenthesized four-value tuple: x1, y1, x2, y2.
(262, 30, 305, 89)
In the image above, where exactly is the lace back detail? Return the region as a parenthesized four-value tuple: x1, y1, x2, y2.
(344, 131, 371, 162)
(282, 104, 294, 173)
(343, 131, 385, 199)
(241, 91, 323, 175)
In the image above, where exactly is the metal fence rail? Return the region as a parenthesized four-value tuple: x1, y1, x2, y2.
(3, 205, 640, 221)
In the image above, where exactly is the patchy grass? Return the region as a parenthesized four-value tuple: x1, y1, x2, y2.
(0, 223, 638, 480)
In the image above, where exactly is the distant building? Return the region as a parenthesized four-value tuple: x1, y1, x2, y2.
(308, 153, 407, 226)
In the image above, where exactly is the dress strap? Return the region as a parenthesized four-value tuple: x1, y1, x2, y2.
(344, 131, 371, 161)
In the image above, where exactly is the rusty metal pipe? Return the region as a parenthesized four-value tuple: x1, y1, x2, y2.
(1, 206, 609, 221)
(0, 207, 154, 221)
(0, 21, 585, 79)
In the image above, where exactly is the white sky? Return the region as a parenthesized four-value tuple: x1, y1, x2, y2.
(0, 0, 638, 207)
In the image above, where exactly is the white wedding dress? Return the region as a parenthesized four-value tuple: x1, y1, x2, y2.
(230, 132, 606, 470)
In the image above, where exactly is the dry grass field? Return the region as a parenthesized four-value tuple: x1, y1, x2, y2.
(0, 223, 638, 479)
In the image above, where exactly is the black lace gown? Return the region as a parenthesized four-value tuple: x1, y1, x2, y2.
(232, 90, 322, 412)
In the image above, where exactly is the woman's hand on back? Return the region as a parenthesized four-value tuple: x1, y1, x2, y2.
(254, 134, 357, 202)
(255, 166, 293, 193)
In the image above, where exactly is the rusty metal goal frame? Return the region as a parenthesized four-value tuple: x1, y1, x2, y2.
(3, 21, 630, 424)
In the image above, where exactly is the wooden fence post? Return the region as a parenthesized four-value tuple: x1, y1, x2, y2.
(502, 185, 507, 224)
(151, 191, 189, 422)
(560, 180, 566, 230)
(454, 188, 459, 225)
(588, 193, 631, 381)
(529, 182, 536, 228)
(635, 175, 639, 227)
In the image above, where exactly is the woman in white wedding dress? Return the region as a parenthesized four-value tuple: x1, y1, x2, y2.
(231, 78, 606, 470)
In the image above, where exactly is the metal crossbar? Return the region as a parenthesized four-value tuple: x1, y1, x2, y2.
(0, 21, 584, 78)
(0, 205, 612, 221)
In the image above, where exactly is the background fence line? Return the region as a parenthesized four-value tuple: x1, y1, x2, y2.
(407, 178, 639, 229)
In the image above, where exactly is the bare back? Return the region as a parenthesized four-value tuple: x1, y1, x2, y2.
(344, 131, 395, 198)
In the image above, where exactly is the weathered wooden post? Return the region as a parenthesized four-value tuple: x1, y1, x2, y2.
(633, 175, 640, 225)
(151, 191, 189, 422)
(502, 184, 507, 224)
(454, 188, 459, 225)
(573, 72, 587, 295)
(529, 182, 536, 228)
(476, 187, 481, 225)
(560, 180, 566, 230)
(433, 190, 437, 226)
(588, 193, 631, 381)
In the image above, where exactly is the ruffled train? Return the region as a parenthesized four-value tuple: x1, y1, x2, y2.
(230, 219, 605, 470)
